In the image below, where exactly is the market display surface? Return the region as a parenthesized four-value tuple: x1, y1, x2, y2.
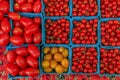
(0, 0, 120, 80)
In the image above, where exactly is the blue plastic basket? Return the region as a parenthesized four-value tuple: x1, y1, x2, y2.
(71, 17, 100, 46)
(9, 13, 43, 47)
(40, 44, 71, 74)
(43, 17, 71, 45)
(100, 18, 120, 48)
(99, 47, 120, 76)
(6, 45, 41, 79)
(71, 45, 100, 74)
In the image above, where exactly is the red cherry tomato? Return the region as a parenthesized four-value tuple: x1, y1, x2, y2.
(15, 47, 28, 56)
(10, 35, 25, 46)
(28, 44, 40, 58)
(14, 21, 22, 27)
(5, 63, 19, 76)
(0, 11, 4, 21)
(27, 55, 38, 68)
(20, 3, 32, 12)
(33, 17, 41, 25)
(8, 12, 21, 21)
(0, 33, 9, 46)
(24, 68, 39, 77)
(33, 0, 42, 13)
(1, 18, 11, 33)
(25, 24, 39, 35)
(16, 56, 27, 69)
(27, 0, 34, 3)
(20, 17, 33, 27)
(15, 0, 26, 5)
(14, 3, 20, 12)
(33, 31, 42, 44)
(13, 27, 23, 35)
(24, 33, 33, 43)
(6, 50, 16, 63)
(0, 1, 9, 14)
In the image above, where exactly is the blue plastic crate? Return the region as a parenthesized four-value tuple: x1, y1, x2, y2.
(71, 45, 100, 74)
(42, 0, 71, 17)
(9, 13, 43, 47)
(72, 0, 100, 18)
(6, 45, 41, 79)
(71, 17, 100, 46)
(43, 17, 71, 45)
(40, 44, 71, 74)
(100, 18, 120, 48)
(99, 47, 120, 76)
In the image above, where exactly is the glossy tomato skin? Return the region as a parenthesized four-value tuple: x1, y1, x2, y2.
(15, 0, 26, 5)
(27, 0, 34, 3)
(28, 44, 40, 58)
(24, 68, 39, 77)
(27, 55, 38, 68)
(10, 35, 25, 46)
(14, 3, 20, 12)
(25, 24, 39, 35)
(15, 47, 28, 56)
(5, 63, 19, 76)
(16, 56, 27, 69)
(33, 0, 42, 13)
(19, 70, 26, 76)
(1, 18, 11, 33)
(33, 17, 41, 25)
(0, 1, 9, 14)
(13, 27, 23, 36)
(0, 33, 9, 46)
(0, 28, 4, 35)
(33, 31, 42, 44)
(24, 33, 33, 43)
(0, 11, 4, 21)
(8, 12, 21, 21)
(20, 3, 32, 12)
(14, 21, 22, 27)
(20, 17, 33, 28)
(6, 50, 16, 63)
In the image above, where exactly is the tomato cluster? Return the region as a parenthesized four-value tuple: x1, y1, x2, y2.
(14, 0, 42, 13)
(101, 0, 120, 18)
(8, 12, 42, 46)
(73, 0, 98, 16)
(0, 0, 9, 14)
(0, 17, 11, 46)
(42, 47, 69, 74)
(101, 20, 120, 46)
(72, 19, 98, 44)
(45, 18, 70, 44)
(44, 0, 69, 16)
(100, 48, 120, 74)
(72, 47, 98, 73)
(6, 45, 40, 77)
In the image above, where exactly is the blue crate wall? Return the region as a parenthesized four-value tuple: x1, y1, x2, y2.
(9, 13, 43, 47)
(7, 45, 41, 79)
(100, 18, 120, 48)
(43, 17, 71, 46)
(99, 47, 120, 76)
(40, 44, 71, 74)
(72, 0, 100, 18)
(11, 0, 43, 15)
(42, 0, 71, 17)
(71, 17, 99, 46)
(71, 45, 100, 74)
